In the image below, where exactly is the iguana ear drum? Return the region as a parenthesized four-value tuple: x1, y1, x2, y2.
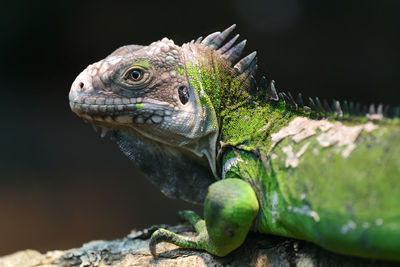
(178, 85, 189, 104)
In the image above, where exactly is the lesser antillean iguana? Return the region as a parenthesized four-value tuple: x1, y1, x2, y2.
(69, 25, 400, 261)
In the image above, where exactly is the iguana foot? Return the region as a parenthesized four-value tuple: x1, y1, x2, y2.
(149, 211, 208, 257)
(149, 179, 260, 257)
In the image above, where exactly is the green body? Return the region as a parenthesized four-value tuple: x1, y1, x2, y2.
(69, 25, 400, 261)
(152, 60, 400, 260)
(221, 112, 400, 260)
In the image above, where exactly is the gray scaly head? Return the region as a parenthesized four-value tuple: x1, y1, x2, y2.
(69, 25, 257, 203)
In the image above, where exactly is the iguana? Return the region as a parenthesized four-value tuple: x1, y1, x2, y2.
(69, 25, 400, 261)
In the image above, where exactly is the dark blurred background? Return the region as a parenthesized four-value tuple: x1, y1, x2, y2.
(1, 0, 399, 256)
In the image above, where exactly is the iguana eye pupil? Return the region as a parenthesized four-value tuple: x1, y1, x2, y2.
(178, 85, 189, 104)
(129, 69, 143, 81)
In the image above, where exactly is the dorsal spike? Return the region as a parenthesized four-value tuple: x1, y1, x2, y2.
(377, 104, 383, 115)
(195, 36, 203, 44)
(362, 105, 368, 116)
(233, 51, 257, 74)
(249, 76, 258, 96)
(278, 92, 286, 104)
(332, 99, 337, 111)
(287, 91, 297, 109)
(355, 103, 360, 116)
(218, 34, 239, 54)
(209, 24, 236, 49)
(314, 97, 324, 114)
(297, 93, 304, 108)
(388, 107, 394, 118)
(323, 99, 331, 114)
(237, 61, 256, 82)
(250, 63, 258, 77)
(342, 100, 349, 115)
(369, 104, 376, 114)
(201, 31, 221, 46)
(349, 101, 355, 115)
(334, 100, 343, 118)
(266, 80, 279, 101)
(221, 40, 247, 64)
(383, 105, 389, 116)
(241, 63, 258, 81)
(258, 76, 267, 90)
(281, 92, 292, 107)
(308, 97, 317, 111)
(389, 106, 398, 118)
(394, 106, 400, 118)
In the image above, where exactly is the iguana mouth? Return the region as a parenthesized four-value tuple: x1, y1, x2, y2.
(69, 99, 174, 125)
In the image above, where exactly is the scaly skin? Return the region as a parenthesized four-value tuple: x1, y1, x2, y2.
(69, 25, 400, 260)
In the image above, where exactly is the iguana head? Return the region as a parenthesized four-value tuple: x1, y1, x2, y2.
(69, 25, 257, 203)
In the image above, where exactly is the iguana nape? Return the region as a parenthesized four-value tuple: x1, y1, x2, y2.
(69, 25, 400, 261)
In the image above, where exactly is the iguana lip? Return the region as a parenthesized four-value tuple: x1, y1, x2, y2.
(70, 100, 173, 116)
(70, 101, 139, 115)
(69, 100, 174, 125)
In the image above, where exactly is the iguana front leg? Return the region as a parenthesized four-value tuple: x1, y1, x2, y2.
(150, 178, 260, 256)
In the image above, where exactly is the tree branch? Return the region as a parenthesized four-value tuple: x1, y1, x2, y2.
(0, 224, 396, 266)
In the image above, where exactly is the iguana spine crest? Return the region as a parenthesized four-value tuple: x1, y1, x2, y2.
(199, 25, 400, 120)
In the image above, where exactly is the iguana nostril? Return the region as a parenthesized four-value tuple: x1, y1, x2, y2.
(79, 82, 84, 89)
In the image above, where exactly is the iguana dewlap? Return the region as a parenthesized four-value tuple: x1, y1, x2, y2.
(69, 25, 400, 261)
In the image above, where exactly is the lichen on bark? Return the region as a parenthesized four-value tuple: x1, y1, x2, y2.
(0, 224, 396, 267)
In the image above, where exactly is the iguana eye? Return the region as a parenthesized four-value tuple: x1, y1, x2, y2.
(130, 69, 142, 80)
(123, 67, 148, 85)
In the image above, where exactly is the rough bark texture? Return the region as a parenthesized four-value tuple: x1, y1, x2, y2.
(0, 224, 397, 267)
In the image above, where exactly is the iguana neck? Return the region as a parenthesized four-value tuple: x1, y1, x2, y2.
(182, 43, 251, 123)
(219, 101, 296, 152)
